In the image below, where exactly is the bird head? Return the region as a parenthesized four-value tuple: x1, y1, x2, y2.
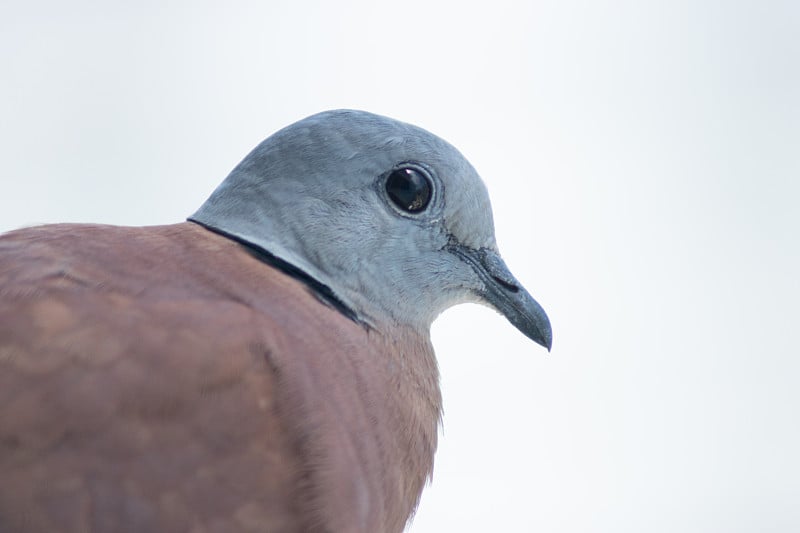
(190, 110, 551, 351)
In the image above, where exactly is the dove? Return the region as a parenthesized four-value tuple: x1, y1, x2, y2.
(0, 109, 551, 532)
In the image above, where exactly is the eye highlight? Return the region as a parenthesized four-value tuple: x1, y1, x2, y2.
(385, 166, 432, 213)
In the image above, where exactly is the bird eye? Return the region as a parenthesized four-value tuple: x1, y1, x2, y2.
(385, 167, 432, 213)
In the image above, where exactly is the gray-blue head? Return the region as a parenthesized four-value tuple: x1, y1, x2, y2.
(190, 110, 551, 350)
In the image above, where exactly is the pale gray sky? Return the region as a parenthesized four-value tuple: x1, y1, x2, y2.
(2, 1, 798, 531)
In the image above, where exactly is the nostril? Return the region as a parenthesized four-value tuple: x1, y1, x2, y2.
(492, 275, 519, 293)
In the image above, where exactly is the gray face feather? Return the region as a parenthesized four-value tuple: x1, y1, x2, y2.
(190, 110, 551, 350)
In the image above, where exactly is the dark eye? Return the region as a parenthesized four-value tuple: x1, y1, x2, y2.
(385, 167, 432, 213)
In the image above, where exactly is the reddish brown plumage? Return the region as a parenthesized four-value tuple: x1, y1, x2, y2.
(0, 222, 441, 532)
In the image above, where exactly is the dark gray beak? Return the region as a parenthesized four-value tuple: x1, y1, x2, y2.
(448, 244, 552, 351)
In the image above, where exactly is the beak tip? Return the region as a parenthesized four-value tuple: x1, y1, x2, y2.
(523, 303, 552, 353)
(536, 324, 553, 353)
(514, 309, 551, 352)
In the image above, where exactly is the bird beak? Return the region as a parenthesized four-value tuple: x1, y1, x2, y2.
(447, 244, 552, 351)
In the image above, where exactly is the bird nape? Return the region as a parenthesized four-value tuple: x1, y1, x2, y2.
(0, 110, 551, 533)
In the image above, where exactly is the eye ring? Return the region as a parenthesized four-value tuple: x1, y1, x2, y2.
(385, 165, 433, 213)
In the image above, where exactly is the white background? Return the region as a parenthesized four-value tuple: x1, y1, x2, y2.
(2, 1, 798, 531)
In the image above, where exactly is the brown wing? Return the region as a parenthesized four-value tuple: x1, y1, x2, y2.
(0, 223, 440, 533)
(0, 223, 309, 532)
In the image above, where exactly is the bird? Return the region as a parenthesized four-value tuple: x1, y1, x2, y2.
(0, 109, 551, 533)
